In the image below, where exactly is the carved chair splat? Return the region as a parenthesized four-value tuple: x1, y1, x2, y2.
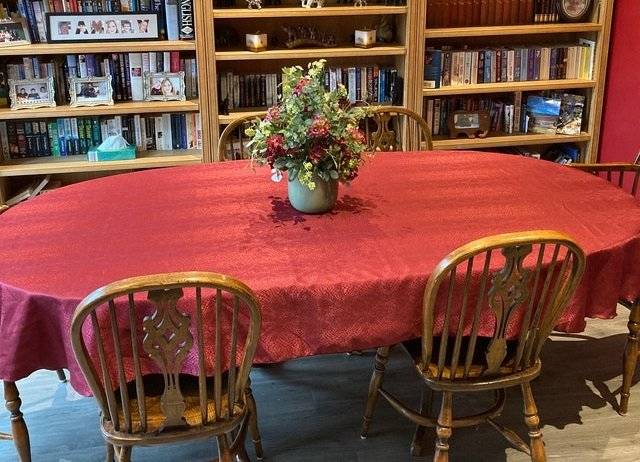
(363, 106, 433, 152)
(361, 231, 585, 461)
(71, 272, 263, 462)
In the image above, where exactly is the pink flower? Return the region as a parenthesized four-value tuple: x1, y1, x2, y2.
(293, 77, 310, 96)
(309, 116, 330, 138)
(265, 106, 280, 122)
(349, 127, 366, 144)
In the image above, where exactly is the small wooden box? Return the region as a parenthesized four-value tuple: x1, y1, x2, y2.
(354, 29, 376, 49)
(246, 33, 268, 52)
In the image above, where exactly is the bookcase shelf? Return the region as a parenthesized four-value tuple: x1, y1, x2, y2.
(423, 79, 597, 97)
(211, 5, 408, 19)
(0, 100, 200, 121)
(425, 23, 602, 39)
(0, 40, 197, 56)
(432, 132, 592, 150)
(0, 150, 202, 177)
(214, 45, 407, 61)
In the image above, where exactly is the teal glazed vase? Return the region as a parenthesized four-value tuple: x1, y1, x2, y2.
(287, 174, 339, 214)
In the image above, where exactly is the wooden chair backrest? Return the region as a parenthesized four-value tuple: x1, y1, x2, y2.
(569, 162, 640, 197)
(71, 272, 261, 435)
(363, 106, 433, 152)
(217, 113, 266, 161)
(421, 231, 585, 382)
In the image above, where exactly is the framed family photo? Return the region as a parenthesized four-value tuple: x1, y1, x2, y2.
(0, 19, 31, 47)
(69, 75, 114, 107)
(558, 0, 594, 22)
(8, 77, 56, 110)
(45, 12, 159, 43)
(144, 72, 186, 102)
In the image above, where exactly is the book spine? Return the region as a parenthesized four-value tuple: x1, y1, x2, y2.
(165, 0, 179, 40)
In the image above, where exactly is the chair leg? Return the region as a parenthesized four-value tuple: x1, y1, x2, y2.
(3, 381, 31, 462)
(361, 346, 391, 439)
(217, 435, 235, 462)
(411, 385, 434, 457)
(521, 383, 546, 462)
(620, 301, 640, 415)
(434, 391, 453, 462)
(56, 369, 67, 383)
(105, 443, 114, 462)
(114, 446, 131, 462)
(245, 384, 264, 460)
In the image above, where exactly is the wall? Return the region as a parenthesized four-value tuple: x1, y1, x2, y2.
(599, 0, 640, 162)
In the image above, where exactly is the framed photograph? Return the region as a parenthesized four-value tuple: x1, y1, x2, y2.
(144, 71, 186, 102)
(447, 110, 490, 139)
(45, 12, 159, 43)
(558, 0, 594, 22)
(8, 77, 56, 110)
(69, 75, 114, 107)
(0, 19, 31, 47)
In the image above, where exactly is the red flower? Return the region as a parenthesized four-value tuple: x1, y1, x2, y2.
(266, 134, 286, 167)
(309, 115, 330, 138)
(309, 144, 326, 164)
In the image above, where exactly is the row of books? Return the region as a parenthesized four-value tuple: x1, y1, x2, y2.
(14, 0, 194, 43)
(424, 40, 595, 88)
(0, 52, 198, 106)
(218, 66, 402, 113)
(0, 112, 202, 159)
(426, 0, 563, 28)
(424, 91, 585, 137)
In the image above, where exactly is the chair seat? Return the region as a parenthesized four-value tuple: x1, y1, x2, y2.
(401, 337, 541, 390)
(102, 374, 245, 444)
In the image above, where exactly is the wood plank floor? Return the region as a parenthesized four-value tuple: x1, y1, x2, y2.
(1, 314, 639, 461)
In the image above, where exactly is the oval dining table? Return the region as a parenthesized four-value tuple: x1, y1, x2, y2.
(2, 151, 640, 461)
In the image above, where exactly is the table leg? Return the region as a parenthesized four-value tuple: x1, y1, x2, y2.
(620, 301, 640, 415)
(3, 381, 31, 461)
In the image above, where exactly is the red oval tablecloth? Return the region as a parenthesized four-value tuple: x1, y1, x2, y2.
(2, 151, 640, 394)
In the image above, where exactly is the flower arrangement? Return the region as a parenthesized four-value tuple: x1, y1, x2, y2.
(246, 60, 368, 191)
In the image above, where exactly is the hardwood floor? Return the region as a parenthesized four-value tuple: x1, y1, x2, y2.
(1, 314, 639, 461)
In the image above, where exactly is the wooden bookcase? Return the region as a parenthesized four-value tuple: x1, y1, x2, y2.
(206, 0, 417, 161)
(0, 0, 213, 204)
(413, 0, 615, 161)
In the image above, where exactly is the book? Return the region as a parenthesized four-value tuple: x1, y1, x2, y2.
(526, 95, 561, 134)
(424, 48, 442, 88)
(178, 0, 194, 39)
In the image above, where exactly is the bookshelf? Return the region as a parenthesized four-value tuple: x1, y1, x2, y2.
(0, 0, 212, 205)
(415, 0, 615, 162)
(206, 0, 419, 161)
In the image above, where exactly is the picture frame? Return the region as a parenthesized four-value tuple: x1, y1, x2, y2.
(143, 71, 186, 102)
(557, 0, 594, 22)
(69, 75, 114, 107)
(8, 77, 56, 110)
(0, 19, 31, 47)
(45, 12, 159, 43)
(447, 110, 490, 139)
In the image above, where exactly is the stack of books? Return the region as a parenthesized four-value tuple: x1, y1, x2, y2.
(426, 0, 561, 27)
(424, 40, 596, 88)
(218, 66, 402, 113)
(0, 112, 202, 159)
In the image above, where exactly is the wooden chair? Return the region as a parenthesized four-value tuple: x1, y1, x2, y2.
(361, 231, 585, 461)
(569, 160, 640, 415)
(71, 272, 263, 462)
(217, 113, 266, 161)
(363, 106, 433, 152)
